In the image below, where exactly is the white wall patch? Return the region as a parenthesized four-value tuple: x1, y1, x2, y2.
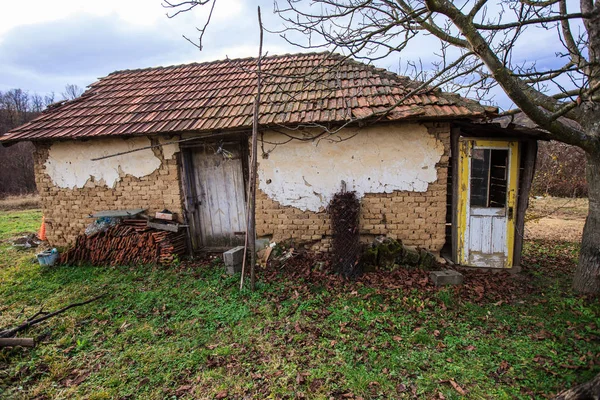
(45, 137, 162, 189)
(258, 124, 444, 212)
(158, 136, 180, 160)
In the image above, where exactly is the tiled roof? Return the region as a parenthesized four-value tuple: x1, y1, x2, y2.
(1, 52, 494, 142)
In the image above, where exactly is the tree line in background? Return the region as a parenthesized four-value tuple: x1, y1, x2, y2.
(0, 85, 83, 198)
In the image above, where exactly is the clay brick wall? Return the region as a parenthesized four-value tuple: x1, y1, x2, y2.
(255, 122, 450, 253)
(33, 139, 184, 247)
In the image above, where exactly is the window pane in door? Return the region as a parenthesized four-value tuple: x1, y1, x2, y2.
(470, 148, 509, 207)
(470, 149, 490, 207)
(489, 149, 508, 207)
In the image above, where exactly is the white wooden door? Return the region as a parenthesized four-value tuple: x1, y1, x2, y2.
(190, 143, 246, 248)
(458, 140, 519, 268)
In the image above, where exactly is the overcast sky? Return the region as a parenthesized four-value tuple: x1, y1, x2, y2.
(0, 0, 578, 111)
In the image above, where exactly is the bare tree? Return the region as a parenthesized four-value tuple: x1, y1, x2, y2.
(61, 84, 83, 101)
(166, 0, 600, 293)
(0, 89, 55, 197)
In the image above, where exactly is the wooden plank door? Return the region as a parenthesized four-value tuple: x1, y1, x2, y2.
(457, 139, 519, 268)
(190, 143, 247, 249)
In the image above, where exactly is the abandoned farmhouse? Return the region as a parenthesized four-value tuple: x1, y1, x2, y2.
(0, 52, 541, 269)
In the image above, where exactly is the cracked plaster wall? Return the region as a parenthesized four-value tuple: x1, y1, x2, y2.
(258, 123, 444, 212)
(34, 136, 183, 246)
(44, 136, 180, 189)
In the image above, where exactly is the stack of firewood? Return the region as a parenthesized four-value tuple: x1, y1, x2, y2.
(59, 219, 186, 266)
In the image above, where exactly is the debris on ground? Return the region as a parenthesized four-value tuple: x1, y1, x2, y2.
(11, 233, 42, 249)
(259, 249, 535, 305)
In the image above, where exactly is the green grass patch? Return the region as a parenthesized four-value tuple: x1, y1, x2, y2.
(0, 211, 598, 399)
(0, 209, 41, 240)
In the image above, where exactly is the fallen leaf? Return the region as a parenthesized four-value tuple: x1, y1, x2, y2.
(450, 379, 466, 395)
(215, 389, 228, 399)
(393, 336, 403, 342)
(137, 377, 150, 388)
(176, 384, 193, 396)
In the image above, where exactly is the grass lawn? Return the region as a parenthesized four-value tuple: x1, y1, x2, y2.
(0, 209, 598, 399)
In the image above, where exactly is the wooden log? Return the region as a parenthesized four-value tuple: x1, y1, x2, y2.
(0, 338, 35, 347)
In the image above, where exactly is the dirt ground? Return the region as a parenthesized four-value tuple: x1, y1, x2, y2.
(525, 197, 587, 242)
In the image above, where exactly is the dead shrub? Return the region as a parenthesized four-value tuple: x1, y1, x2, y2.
(532, 141, 587, 198)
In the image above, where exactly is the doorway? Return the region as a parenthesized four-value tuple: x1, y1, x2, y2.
(457, 139, 519, 268)
(185, 141, 247, 250)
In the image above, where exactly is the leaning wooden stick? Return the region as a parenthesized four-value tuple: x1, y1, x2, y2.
(0, 294, 106, 339)
(0, 338, 35, 348)
(241, 6, 264, 292)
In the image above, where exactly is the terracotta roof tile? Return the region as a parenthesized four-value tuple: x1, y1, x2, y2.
(1, 52, 494, 142)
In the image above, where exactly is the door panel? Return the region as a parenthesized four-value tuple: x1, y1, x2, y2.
(190, 143, 247, 248)
(457, 139, 519, 268)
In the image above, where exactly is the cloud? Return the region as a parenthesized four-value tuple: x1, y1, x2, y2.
(0, 14, 193, 94)
(0, 3, 296, 96)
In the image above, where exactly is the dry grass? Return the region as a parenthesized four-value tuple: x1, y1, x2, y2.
(0, 194, 40, 211)
(525, 196, 587, 242)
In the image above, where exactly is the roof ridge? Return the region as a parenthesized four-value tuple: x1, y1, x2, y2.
(104, 51, 333, 77)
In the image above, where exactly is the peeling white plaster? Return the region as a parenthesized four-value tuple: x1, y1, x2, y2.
(258, 124, 444, 212)
(158, 136, 180, 160)
(45, 137, 162, 189)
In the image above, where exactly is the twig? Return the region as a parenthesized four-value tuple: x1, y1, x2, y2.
(0, 294, 106, 338)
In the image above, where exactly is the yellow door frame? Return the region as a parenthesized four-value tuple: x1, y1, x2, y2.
(456, 138, 519, 268)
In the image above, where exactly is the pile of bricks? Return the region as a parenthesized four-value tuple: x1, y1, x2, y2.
(59, 219, 186, 266)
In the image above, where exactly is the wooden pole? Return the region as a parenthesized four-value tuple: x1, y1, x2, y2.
(240, 151, 253, 290)
(249, 6, 264, 291)
(240, 7, 264, 291)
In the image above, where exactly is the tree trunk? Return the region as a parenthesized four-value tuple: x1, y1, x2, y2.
(573, 152, 600, 293)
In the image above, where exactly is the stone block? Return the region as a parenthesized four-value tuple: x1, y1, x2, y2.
(226, 263, 242, 275)
(223, 246, 245, 267)
(429, 270, 464, 286)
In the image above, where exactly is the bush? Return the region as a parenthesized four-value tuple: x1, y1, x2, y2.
(532, 141, 587, 198)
